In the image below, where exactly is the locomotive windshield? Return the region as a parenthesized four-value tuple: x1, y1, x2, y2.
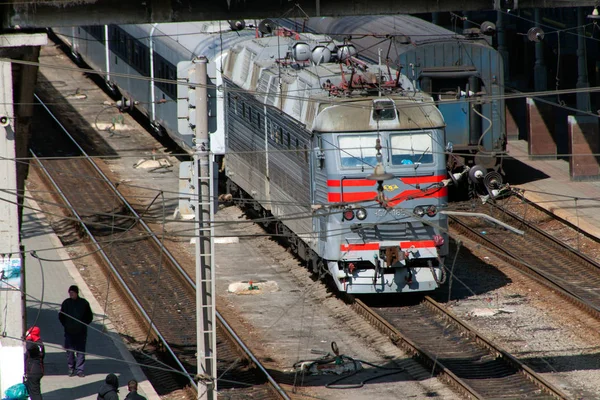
(390, 132, 434, 165)
(338, 135, 378, 167)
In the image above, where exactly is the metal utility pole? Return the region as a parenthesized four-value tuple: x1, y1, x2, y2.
(193, 56, 217, 400)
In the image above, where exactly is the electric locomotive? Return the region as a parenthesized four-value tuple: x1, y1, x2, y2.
(222, 28, 449, 293)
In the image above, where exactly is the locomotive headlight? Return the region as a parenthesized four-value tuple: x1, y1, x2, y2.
(413, 206, 425, 217)
(426, 205, 437, 217)
(343, 209, 355, 221)
(356, 208, 367, 220)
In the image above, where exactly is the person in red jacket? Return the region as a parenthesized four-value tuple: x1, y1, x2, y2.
(58, 285, 93, 377)
(24, 326, 45, 400)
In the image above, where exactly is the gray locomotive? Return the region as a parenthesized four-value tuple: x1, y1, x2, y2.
(54, 21, 450, 294)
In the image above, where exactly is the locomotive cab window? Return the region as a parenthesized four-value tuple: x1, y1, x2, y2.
(390, 132, 434, 165)
(338, 135, 378, 168)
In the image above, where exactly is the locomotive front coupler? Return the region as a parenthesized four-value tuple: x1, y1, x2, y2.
(377, 246, 404, 268)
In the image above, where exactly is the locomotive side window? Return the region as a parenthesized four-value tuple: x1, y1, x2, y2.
(390, 133, 434, 165)
(338, 135, 378, 168)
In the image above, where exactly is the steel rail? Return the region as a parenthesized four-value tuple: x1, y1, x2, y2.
(33, 93, 195, 288)
(349, 298, 483, 400)
(34, 94, 290, 399)
(215, 313, 290, 400)
(30, 150, 196, 389)
(423, 298, 568, 399)
(351, 297, 568, 399)
(449, 199, 600, 321)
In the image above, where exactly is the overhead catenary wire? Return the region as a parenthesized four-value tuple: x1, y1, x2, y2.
(4, 52, 600, 114)
(3, 12, 600, 121)
(5, 14, 600, 394)
(7, 150, 600, 241)
(18, 157, 596, 394)
(12, 18, 600, 270)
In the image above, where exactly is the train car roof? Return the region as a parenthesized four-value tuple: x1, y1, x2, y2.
(282, 15, 492, 63)
(120, 22, 256, 61)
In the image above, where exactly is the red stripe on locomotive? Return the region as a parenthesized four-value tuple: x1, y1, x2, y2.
(341, 240, 436, 251)
(327, 175, 446, 204)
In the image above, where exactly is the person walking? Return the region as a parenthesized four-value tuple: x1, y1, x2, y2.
(124, 379, 146, 400)
(97, 373, 120, 400)
(58, 284, 93, 377)
(24, 326, 45, 400)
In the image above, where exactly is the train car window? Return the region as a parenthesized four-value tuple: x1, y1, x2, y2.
(248, 107, 252, 123)
(142, 48, 149, 75)
(242, 103, 246, 118)
(286, 131, 290, 149)
(295, 138, 300, 157)
(304, 144, 309, 163)
(390, 133, 434, 165)
(167, 66, 176, 97)
(257, 115, 261, 130)
(85, 25, 104, 42)
(338, 135, 378, 168)
(276, 128, 282, 145)
(135, 43, 142, 69)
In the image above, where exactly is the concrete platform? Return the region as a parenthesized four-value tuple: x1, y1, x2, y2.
(506, 139, 600, 240)
(20, 197, 159, 400)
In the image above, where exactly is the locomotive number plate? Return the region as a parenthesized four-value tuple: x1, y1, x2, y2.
(375, 209, 405, 218)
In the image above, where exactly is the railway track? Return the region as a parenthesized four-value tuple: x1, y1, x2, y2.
(30, 95, 290, 400)
(448, 194, 600, 323)
(351, 297, 568, 399)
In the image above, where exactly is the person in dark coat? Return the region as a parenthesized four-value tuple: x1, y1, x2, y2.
(24, 326, 45, 400)
(124, 379, 146, 400)
(58, 285, 93, 377)
(97, 373, 120, 400)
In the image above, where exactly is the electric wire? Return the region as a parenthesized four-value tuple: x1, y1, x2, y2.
(20, 191, 293, 393)
(18, 152, 600, 394)
(3, 52, 600, 113)
(2, 276, 186, 377)
(5, 10, 600, 396)
(24, 9, 600, 314)
(58, 13, 600, 384)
